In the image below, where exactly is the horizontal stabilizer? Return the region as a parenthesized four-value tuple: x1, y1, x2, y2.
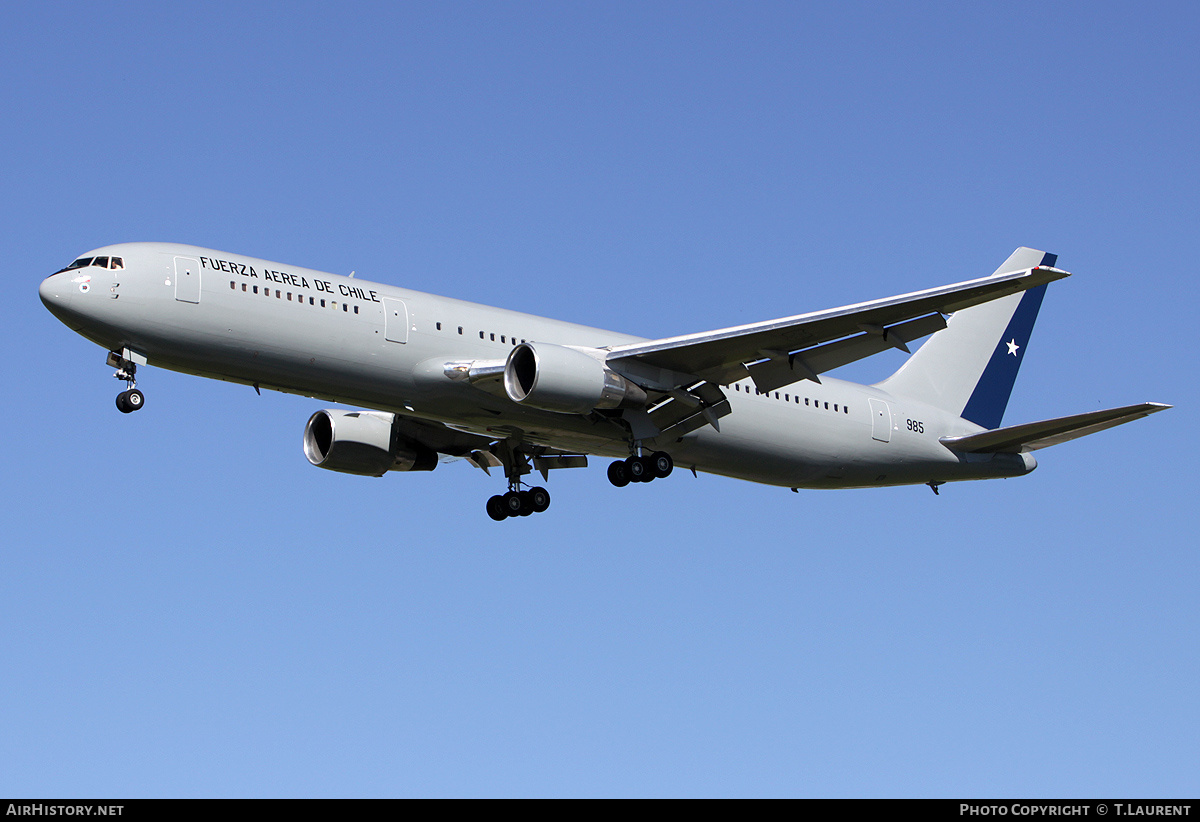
(940, 402, 1171, 453)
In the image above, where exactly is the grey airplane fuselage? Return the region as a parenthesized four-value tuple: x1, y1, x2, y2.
(39, 242, 1033, 490)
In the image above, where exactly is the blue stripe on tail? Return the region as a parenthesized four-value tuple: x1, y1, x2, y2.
(960, 283, 1048, 430)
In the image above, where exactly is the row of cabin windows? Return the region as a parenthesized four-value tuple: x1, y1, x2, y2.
(227, 288, 531, 337)
(731, 382, 850, 414)
(230, 281, 360, 313)
(433, 321, 527, 346)
(220, 288, 843, 412)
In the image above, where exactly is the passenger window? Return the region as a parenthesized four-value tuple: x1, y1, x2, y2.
(253, 286, 258, 294)
(242, 283, 247, 292)
(490, 333, 495, 341)
(230, 281, 235, 289)
(479, 331, 485, 339)
(354, 306, 359, 314)
(343, 303, 348, 312)
(320, 299, 325, 307)
(287, 292, 292, 300)
(437, 322, 442, 330)
(458, 327, 463, 335)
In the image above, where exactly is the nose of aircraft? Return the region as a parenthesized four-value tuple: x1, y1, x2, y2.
(39, 271, 75, 320)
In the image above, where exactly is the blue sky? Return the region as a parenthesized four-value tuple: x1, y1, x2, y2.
(3, 1, 1196, 797)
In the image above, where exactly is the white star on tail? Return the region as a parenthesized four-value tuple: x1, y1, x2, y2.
(1006, 339, 1020, 356)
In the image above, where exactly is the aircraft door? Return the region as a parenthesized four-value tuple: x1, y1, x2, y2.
(869, 398, 892, 443)
(383, 298, 409, 343)
(174, 256, 201, 303)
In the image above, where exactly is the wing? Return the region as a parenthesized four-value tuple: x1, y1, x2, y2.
(598, 256, 1068, 443)
(605, 262, 1069, 394)
(939, 403, 1171, 453)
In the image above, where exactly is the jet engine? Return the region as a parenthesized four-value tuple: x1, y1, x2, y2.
(503, 342, 647, 414)
(303, 410, 437, 476)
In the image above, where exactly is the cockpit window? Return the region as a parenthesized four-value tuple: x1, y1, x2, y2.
(57, 255, 125, 274)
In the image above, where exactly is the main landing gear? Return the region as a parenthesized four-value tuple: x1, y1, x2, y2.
(607, 450, 673, 487)
(108, 350, 145, 414)
(486, 485, 551, 521)
(484, 440, 552, 521)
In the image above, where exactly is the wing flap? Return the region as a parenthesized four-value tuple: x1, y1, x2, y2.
(746, 313, 947, 394)
(940, 402, 1171, 453)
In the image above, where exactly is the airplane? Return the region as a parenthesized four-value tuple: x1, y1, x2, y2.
(39, 243, 1169, 521)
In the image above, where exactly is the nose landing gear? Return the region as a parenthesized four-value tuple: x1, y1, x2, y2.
(116, 388, 145, 414)
(107, 350, 147, 414)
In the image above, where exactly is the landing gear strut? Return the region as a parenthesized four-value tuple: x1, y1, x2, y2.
(484, 440, 551, 521)
(608, 449, 673, 487)
(108, 350, 145, 414)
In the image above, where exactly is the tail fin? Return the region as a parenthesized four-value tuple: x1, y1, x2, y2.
(876, 248, 1059, 429)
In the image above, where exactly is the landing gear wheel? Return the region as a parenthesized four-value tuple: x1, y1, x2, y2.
(502, 490, 524, 517)
(650, 451, 673, 479)
(627, 455, 652, 483)
(486, 495, 508, 521)
(125, 388, 144, 411)
(607, 460, 630, 487)
(116, 391, 132, 413)
(529, 486, 551, 513)
(517, 491, 535, 516)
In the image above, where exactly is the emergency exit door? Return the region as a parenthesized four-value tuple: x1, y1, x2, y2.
(174, 256, 200, 303)
(383, 298, 409, 343)
(869, 398, 892, 443)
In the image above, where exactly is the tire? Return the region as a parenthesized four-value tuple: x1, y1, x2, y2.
(503, 490, 524, 516)
(607, 460, 630, 487)
(126, 389, 145, 411)
(517, 491, 535, 516)
(650, 451, 673, 479)
(627, 455, 651, 483)
(116, 391, 132, 413)
(486, 495, 508, 521)
(529, 486, 551, 513)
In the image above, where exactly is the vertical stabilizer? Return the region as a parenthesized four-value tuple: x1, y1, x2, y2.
(875, 248, 1056, 429)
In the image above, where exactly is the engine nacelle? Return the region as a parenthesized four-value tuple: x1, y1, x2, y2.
(303, 410, 437, 476)
(503, 342, 646, 414)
